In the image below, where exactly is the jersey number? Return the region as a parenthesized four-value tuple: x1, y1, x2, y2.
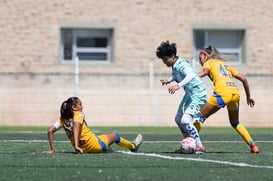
(219, 64, 232, 78)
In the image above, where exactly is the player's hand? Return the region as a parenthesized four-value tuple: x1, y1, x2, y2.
(247, 97, 255, 107)
(42, 150, 55, 154)
(75, 147, 83, 154)
(160, 79, 169, 86)
(168, 85, 180, 94)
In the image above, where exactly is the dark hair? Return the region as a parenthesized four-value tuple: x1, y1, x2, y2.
(60, 97, 79, 120)
(156, 40, 177, 59)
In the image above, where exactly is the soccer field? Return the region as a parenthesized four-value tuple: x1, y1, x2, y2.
(0, 126, 273, 181)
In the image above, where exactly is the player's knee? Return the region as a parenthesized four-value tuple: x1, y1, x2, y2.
(175, 115, 182, 125)
(181, 114, 192, 124)
(115, 132, 121, 143)
(231, 121, 240, 128)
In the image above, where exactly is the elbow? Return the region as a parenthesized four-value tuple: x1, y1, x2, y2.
(48, 126, 57, 135)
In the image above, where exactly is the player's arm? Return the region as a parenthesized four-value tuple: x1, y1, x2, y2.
(73, 121, 83, 154)
(234, 73, 255, 107)
(198, 68, 210, 78)
(160, 76, 174, 85)
(43, 125, 59, 154)
(168, 67, 195, 94)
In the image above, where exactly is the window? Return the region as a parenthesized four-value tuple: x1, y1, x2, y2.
(193, 28, 246, 64)
(61, 28, 113, 63)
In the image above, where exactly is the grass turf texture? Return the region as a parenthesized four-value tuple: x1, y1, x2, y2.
(0, 127, 273, 181)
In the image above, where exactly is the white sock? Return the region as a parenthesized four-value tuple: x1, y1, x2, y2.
(175, 114, 188, 137)
(181, 114, 203, 147)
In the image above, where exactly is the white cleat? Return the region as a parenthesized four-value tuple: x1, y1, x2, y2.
(131, 134, 143, 152)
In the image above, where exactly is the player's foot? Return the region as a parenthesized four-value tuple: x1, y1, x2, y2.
(250, 144, 260, 153)
(131, 134, 143, 152)
(195, 146, 206, 154)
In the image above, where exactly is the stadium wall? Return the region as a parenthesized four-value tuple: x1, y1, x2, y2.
(0, 0, 272, 127)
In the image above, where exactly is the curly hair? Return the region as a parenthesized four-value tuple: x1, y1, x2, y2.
(156, 40, 177, 59)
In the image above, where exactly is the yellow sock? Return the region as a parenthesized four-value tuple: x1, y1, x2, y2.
(194, 121, 203, 132)
(117, 137, 135, 150)
(234, 123, 253, 145)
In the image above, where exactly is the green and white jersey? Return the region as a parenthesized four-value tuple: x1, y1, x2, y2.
(171, 57, 207, 97)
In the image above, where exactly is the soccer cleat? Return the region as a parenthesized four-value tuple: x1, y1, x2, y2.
(250, 144, 260, 153)
(195, 146, 206, 154)
(131, 134, 143, 152)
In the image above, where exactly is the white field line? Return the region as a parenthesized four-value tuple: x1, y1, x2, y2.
(0, 140, 272, 143)
(118, 151, 273, 169)
(0, 140, 69, 143)
(2, 139, 273, 169)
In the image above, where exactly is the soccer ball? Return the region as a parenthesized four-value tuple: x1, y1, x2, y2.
(180, 137, 197, 154)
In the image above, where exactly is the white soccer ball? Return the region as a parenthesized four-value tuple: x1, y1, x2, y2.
(180, 137, 197, 154)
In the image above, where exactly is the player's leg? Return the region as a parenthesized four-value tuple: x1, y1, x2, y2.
(194, 102, 220, 133)
(192, 96, 207, 132)
(107, 132, 143, 152)
(200, 102, 220, 119)
(175, 114, 189, 137)
(227, 95, 259, 153)
(175, 95, 191, 137)
(195, 93, 221, 132)
(229, 111, 259, 153)
(176, 95, 205, 152)
(180, 113, 203, 147)
(107, 132, 134, 149)
(183, 96, 207, 148)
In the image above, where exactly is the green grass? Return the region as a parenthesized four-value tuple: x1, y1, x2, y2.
(0, 127, 273, 181)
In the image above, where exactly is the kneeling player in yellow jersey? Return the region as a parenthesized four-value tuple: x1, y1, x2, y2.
(44, 97, 143, 154)
(196, 45, 259, 153)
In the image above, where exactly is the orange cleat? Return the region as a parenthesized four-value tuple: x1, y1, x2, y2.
(250, 144, 260, 153)
(195, 146, 206, 154)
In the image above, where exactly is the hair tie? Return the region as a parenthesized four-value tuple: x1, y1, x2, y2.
(200, 49, 210, 56)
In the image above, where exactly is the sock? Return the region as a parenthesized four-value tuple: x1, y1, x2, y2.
(115, 133, 135, 149)
(175, 114, 189, 137)
(232, 121, 254, 146)
(194, 121, 202, 132)
(194, 117, 206, 132)
(181, 114, 203, 147)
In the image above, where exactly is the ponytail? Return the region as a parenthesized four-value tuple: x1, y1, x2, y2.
(201, 45, 226, 61)
(60, 97, 79, 120)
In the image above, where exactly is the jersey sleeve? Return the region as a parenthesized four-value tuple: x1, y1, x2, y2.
(53, 118, 63, 130)
(167, 76, 174, 83)
(177, 67, 195, 87)
(229, 65, 239, 77)
(73, 111, 85, 124)
(203, 61, 211, 71)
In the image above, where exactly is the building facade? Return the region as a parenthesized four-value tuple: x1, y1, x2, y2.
(0, 0, 272, 127)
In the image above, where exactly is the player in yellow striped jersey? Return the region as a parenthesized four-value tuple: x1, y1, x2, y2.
(196, 45, 260, 153)
(44, 97, 143, 154)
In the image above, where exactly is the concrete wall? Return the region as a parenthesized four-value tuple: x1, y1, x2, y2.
(0, 73, 272, 127)
(0, 0, 272, 127)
